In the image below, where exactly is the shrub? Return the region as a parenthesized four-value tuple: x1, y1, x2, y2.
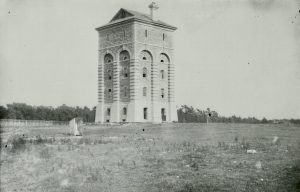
(34, 135, 47, 145)
(10, 136, 26, 153)
(39, 147, 52, 159)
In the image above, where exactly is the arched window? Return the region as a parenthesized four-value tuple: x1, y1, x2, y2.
(143, 67, 147, 77)
(159, 53, 170, 64)
(140, 50, 152, 62)
(104, 54, 113, 64)
(143, 87, 147, 97)
(160, 70, 164, 79)
(107, 108, 111, 116)
(161, 88, 165, 98)
(120, 50, 130, 61)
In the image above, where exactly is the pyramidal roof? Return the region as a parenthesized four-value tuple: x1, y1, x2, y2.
(96, 8, 177, 31)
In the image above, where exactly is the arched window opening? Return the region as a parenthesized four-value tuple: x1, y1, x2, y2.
(159, 53, 170, 64)
(104, 54, 113, 64)
(161, 88, 165, 98)
(145, 30, 148, 37)
(143, 67, 147, 78)
(140, 50, 152, 62)
(120, 50, 130, 61)
(143, 87, 147, 97)
(107, 108, 111, 116)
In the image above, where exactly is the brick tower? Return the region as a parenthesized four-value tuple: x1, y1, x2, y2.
(95, 3, 177, 123)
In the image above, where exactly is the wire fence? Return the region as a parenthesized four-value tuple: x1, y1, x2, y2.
(0, 119, 68, 127)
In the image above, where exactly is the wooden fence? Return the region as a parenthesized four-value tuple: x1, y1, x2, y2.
(0, 119, 68, 127)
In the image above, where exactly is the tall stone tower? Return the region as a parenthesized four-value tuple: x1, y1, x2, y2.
(95, 3, 177, 123)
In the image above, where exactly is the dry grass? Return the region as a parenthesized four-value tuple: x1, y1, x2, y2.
(1, 123, 300, 192)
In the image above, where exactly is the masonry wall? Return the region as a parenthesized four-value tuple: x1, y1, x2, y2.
(95, 21, 177, 123)
(96, 22, 135, 123)
(133, 22, 176, 122)
(98, 24, 134, 49)
(135, 23, 173, 48)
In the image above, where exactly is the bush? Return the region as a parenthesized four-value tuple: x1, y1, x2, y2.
(39, 147, 52, 159)
(10, 136, 26, 153)
(35, 135, 45, 144)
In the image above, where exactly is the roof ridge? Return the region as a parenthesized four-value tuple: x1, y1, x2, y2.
(96, 8, 177, 31)
(120, 8, 171, 26)
(123, 8, 151, 18)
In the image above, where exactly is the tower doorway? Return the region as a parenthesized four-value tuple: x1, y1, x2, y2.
(161, 108, 166, 121)
(143, 108, 148, 120)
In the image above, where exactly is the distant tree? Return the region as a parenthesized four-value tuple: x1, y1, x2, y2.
(6, 103, 35, 119)
(2, 103, 96, 122)
(176, 105, 276, 124)
(209, 110, 219, 123)
(0, 106, 8, 119)
(55, 104, 76, 121)
(73, 106, 95, 122)
(230, 115, 242, 123)
(196, 109, 206, 122)
(91, 106, 96, 122)
(261, 117, 268, 124)
(35, 106, 55, 120)
(7, 104, 23, 119)
(290, 119, 300, 124)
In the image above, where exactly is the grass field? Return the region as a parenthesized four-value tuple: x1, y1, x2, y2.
(1, 123, 300, 192)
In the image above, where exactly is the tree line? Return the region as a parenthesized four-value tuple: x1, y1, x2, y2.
(0, 103, 299, 124)
(178, 105, 280, 124)
(0, 103, 95, 122)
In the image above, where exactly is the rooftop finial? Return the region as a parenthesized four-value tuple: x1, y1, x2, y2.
(149, 2, 159, 21)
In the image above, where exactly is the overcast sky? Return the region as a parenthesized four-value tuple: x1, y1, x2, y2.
(0, 0, 299, 119)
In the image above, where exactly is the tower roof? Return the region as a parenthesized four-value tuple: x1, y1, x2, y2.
(96, 8, 177, 31)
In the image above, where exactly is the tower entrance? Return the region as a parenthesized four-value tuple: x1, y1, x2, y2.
(161, 108, 166, 122)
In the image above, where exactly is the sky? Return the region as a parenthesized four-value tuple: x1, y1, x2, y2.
(0, 0, 299, 119)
